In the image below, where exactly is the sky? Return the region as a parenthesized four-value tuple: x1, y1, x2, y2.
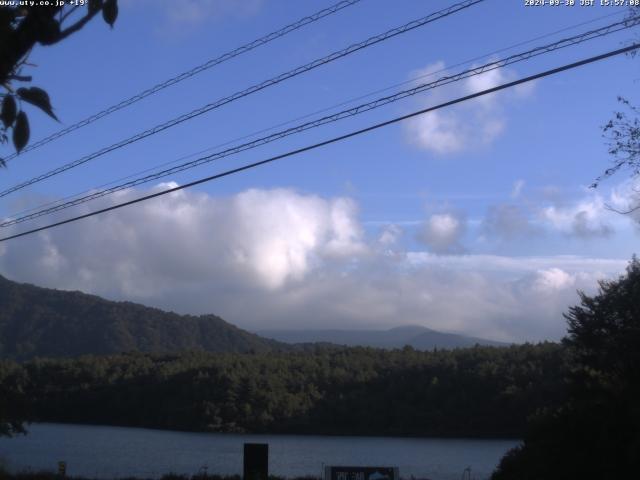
(1, 0, 639, 342)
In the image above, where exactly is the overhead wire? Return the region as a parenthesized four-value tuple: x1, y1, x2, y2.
(1, 42, 638, 243)
(2, 15, 638, 228)
(3, 8, 630, 225)
(0, 0, 486, 198)
(3, 9, 633, 224)
(4, 7, 628, 222)
(2, 0, 364, 161)
(0, 0, 486, 197)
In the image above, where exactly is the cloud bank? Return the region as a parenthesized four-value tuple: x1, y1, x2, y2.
(0, 186, 630, 342)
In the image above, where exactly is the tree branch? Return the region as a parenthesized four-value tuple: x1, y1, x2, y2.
(57, 8, 100, 42)
(7, 74, 31, 82)
(60, 5, 80, 24)
(604, 202, 640, 215)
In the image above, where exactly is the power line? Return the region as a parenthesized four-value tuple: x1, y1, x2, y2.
(2, 0, 364, 162)
(5, 8, 628, 222)
(2, 15, 637, 228)
(1, 42, 637, 243)
(0, 0, 486, 199)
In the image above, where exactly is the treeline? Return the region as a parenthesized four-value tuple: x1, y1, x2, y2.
(1, 343, 566, 438)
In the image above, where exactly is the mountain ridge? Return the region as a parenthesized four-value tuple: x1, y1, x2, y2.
(0, 274, 283, 360)
(258, 324, 508, 350)
(0, 274, 507, 360)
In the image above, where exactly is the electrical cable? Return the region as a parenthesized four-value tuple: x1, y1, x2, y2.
(5, 7, 627, 221)
(1, 42, 637, 243)
(0, 0, 485, 198)
(2, 0, 364, 161)
(2, 15, 637, 228)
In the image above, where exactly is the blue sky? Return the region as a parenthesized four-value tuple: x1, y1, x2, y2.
(1, 0, 639, 341)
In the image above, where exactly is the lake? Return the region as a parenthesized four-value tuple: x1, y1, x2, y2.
(0, 423, 519, 480)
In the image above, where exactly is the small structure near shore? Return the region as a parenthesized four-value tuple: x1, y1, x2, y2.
(243, 443, 268, 480)
(324, 466, 399, 480)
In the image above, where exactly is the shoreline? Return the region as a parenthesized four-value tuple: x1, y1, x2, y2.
(19, 421, 523, 442)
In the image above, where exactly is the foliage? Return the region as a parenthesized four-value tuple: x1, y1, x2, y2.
(0, 275, 283, 361)
(0, 342, 567, 439)
(492, 257, 640, 479)
(593, 97, 640, 191)
(0, 360, 28, 437)
(0, 273, 281, 437)
(0, 1, 118, 161)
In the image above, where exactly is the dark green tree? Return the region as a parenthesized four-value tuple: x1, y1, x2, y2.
(492, 257, 640, 479)
(0, 0, 118, 161)
(0, 361, 29, 437)
(0, 1, 118, 433)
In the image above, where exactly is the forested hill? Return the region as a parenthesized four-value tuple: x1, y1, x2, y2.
(1, 343, 566, 438)
(0, 275, 284, 360)
(259, 325, 507, 350)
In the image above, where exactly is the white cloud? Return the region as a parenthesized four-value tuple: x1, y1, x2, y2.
(0, 187, 630, 342)
(608, 177, 640, 224)
(478, 180, 640, 244)
(0, 187, 366, 293)
(407, 110, 466, 154)
(540, 194, 613, 238)
(418, 212, 466, 254)
(531, 268, 575, 293)
(378, 224, 402, 247)
(482, 203, 539, 240)
(511, 179, 525, 199)
(405, 61, 533, 155)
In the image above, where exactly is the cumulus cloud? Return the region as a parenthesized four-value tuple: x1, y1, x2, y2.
(482, 204, 539, 240)
(378, 224, 403, 248)
(418, 212, 466, 254)
(0, 187, 366, 293)
(608, 177, 640, 224)
(478, 180, 640, 243)
(405, 253, 624, 340)
(0, 187, 629, 342)
(531, 268, 575, 293)
(405, 61, 533, 155)
(540, 194, 613, 238)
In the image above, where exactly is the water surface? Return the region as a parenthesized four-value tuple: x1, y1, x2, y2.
(0, 423, 519, 480)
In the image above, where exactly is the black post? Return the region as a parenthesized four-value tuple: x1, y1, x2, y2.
(243, 443, 268, 480)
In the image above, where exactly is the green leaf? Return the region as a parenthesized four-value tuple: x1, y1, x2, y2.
(89, 0, 103, 14)
(36, 16, 61, 45)
(17, 87, 58, 121)
(12, 111, 29, 153)
(102, 0, 118, 28)
(1, 96, 16, 128)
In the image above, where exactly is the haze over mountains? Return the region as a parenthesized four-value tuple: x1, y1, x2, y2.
(258, 325, 507, 350)
(0, 274, 506, 360)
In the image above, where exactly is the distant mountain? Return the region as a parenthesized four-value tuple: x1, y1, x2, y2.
(258, 325, 508, 350)
(0, 275, 284, 360)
